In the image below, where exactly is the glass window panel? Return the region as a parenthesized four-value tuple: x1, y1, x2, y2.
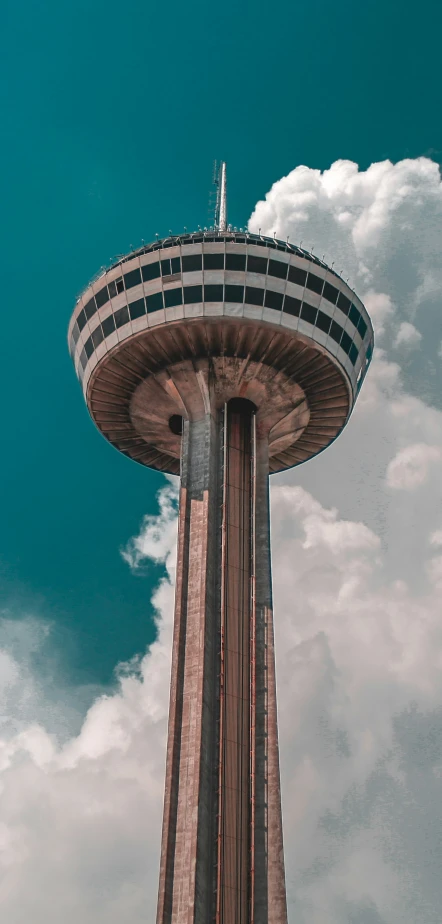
(129, 298, 146, 320)
(358, 316, 368, 339)
(301, 301, 318, 324)
(102, 314, 116, 337)
(349, 343, 359, 366)
(341, 331, 352, 355)
(72, 322, 80, 344)
(171, 256, 181, 274)
(184, 285, 203, 304)
(204, 253, 224, 270)
(124, 268, 142, 289)
(204, 284, 224, 302)
(161, 258, 171, 277)
(80, 348, 88, 370)
(349, 304, 360, 327)
(108, 280, 117, 299)
(164, 287, 183, 308)
(366, 342, 373, 361)
(116, 278, 125, 294)
(245, 286, 264, 306)
(323, 281, 339, 305)
(226, 253, 246, 271)
(95, 286, 109, 309)
(288, 265, 307, 287)
(247, 255, 267, 275)
(264, 289, 283, 311)
(146, 291, 164, 312)
(142, 262, 160, 281)
(114, 305, 129, 328)
(283, 295, 301, 317)
(305, 273, 324, 295)
(268, 259, 288, 280)
(85, 336, 94, 359)
(316, 309, 331, 334)
(182, 254, 202, 272)
(225, 284, 244, 303)
(329, 320, 343, 344)
(84, 297, 97, 320)
(77, 309, 87, 332)
(91, 325, 104, 348)
(337, 291, 351, 315)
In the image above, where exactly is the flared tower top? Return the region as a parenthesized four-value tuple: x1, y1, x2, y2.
(68, 222, 373, 474)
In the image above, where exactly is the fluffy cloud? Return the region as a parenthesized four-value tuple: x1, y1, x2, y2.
(2, 157, 442, 923)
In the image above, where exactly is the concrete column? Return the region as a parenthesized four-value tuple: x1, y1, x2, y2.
(156, 400, 287, 924)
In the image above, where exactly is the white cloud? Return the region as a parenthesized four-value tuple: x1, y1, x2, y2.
(386, 443, 441, 489)
(393, 321, 422, 348)
(3, 156, 442, 922)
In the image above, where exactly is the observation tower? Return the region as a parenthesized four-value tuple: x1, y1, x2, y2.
(68, 163, 374, 924)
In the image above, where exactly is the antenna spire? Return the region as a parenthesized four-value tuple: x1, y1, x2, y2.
(214, 161, 227, 231)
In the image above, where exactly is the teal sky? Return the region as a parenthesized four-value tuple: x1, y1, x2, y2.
(2, 0, 442, 692)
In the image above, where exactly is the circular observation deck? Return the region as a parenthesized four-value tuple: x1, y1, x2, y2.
(68, 231, 374, 475)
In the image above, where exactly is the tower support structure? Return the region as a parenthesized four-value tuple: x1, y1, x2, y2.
(156, 398, 287, 924)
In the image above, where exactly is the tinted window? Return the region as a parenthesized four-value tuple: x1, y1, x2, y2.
(80, 348, 88, 370)
(142, 262, 161, 282)
(182, 254, 202, 272)
(349, 304, 360, 327)
(171, 256, 181, 274)
(85, 336, 94, 359)
(283, 295, 301, 317)
(204, 284, 224, 302)
(116, 278, 125, 294)
(95, 286, 109, 309)
(247, 255, 267, 275)
(114, 305, 130, 328)
(225, 284, 244, 303)
(124, 268, 141, 289)
(77, 309, 87, 332)
(245, 286, 264, 306)
(226, 253, 246, 271)
(204, 253, 224, 270)
(72, 322, 80, 344)
(288, 265, 307, 287)
(323, 281, 339, 305)
(161, 258, 171, 277)
(184, 285, 203, 304)
(349, 343, 359, 366)
(84, 297, 97, 321)
(265, 290, 283, 311)
(306, 273, 323, 296)
(316, 310, 331, 334)
(108, 280, 117, 299)
(268, 259, 288, 280)
(337, 292, 351, 316)
(329, 320, 343, 344)
(129, 298, 146, 320)
(301, 302, 318, 324)
(91, 325, 104, 348)
(341, 331, 352, 355)
(146, 291, 164, 313)
(357, 316, 368, 339)
(164, 287, 183, 308)
(102, 314, 116, 337)
(366, 342, 373, 362)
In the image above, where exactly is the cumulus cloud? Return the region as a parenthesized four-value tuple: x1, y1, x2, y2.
(393, 321, 422, 348)
(3, 156, 442, 922)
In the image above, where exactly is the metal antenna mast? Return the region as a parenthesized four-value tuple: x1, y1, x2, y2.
(214, 161, 227, 231)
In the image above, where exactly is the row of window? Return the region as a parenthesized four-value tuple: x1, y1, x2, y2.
(74, 284, 365, 374)
(76, 255, 368, 342)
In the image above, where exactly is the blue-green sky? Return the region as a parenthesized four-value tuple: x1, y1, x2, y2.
(2, 0, 441, 690)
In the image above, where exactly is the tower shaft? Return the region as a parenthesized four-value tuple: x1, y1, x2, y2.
(156, 400, 287, 924)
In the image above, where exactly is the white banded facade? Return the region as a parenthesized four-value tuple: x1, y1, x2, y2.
(68, 231, 373, 474)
